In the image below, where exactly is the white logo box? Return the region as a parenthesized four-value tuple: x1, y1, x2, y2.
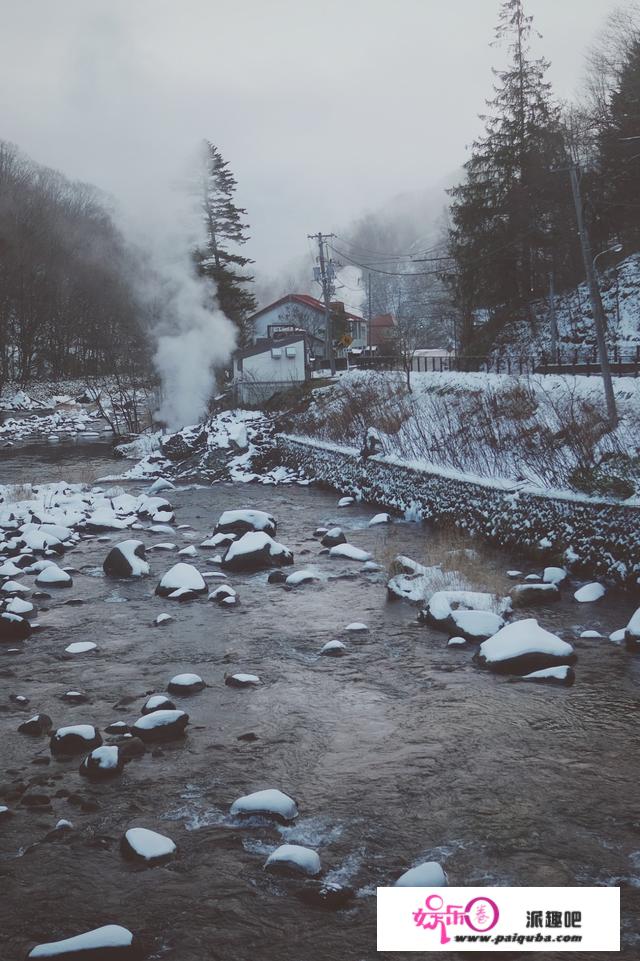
(377, 886, 620, 952)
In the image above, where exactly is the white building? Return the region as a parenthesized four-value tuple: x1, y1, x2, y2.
(233, 334, 309, 405)
(249, 294, 368, 358)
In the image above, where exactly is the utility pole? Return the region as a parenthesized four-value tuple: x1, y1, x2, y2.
(308, 232, 336, 375)
(368, 272, 372, 354)
(567, 163, 618, 427)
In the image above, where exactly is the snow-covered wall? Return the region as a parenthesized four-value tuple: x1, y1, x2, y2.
(276, 435, 640, 589)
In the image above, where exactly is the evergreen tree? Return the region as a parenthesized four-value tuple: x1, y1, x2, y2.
(597, 38, 640, 250)
(447, 0, 571, 351)
(194, 141, 257, 347)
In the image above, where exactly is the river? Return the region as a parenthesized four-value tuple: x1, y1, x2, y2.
(1, 441, 639, 961)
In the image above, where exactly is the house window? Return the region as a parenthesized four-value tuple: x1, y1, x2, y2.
(271, 348, 282, 358)
(285, 346, 296, 358)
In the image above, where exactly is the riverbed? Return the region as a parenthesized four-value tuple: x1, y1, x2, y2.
(1, 442, 639, 961)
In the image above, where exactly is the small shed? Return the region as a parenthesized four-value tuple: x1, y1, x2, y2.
(233, 334, 309, 405)
(411, 349, 454, 372)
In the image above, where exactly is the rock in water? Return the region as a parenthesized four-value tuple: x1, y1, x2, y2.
(132, 709, 189, 741)
(34, 564, 73, 588)
(337, 496, 354, 507)
(225, 673, 260, 688)
(230, 788, 298, 823)
(369, 513, 391, 526)
(65, 642, 97, 655)
(543, 567, 567, 586)
(80, 745, 124, 780)
(448, 609, 505, 643)
(147, 478, 175, 495)
(510, 583, 560, 607)
(155, 563, 207, 598)
(18, 714, 52, 736)
(25, 924, 141, 959)
(518, 666, 576, 687)
(328, 543, 372, 562)
(319, 640, 347, 657)
(574, 582, 606, 603)
(50, 725, 102, 756)
(215, 509, 277, 538)
(103, 540, 149, 578)
(264, 843, 321, 876)
(222, 532, 293, 572)
(208, 584, 238, 605)
(320, 527, 346, 548)
(167, 673, 205, 695)
(297, 881, 354, 910)
(475, 619, 576, 675)
(0, 612, 31, 641)
(395, 861, 448, 886)
(121, 826, 176, 864)
(141, 694, 176, 715)
(624, 608, 640, 652)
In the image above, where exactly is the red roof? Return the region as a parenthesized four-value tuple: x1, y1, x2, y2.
(250, 293, 363, 323)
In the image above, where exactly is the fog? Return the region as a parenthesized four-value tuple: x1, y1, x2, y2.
(0, 0, 624, 280)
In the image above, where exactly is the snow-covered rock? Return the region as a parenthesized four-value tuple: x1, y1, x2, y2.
(328, 543, 372, 562)
(230, 788, 298, 822)
(320, 527, 346, 548)
(222, 531, 293, 572)
(265, 843, 321, 876)
(26, 925, 139, 960)
(447, 636, 467, 647)
(369, 512, 391, 525)
(167, 673, 205, 695)
(215, 509, 277, 538)
(337, 496, 354, 507)
(80, 745, 123, 780)
(155, 563, 207, 598)
(147, 478, 175, 495)
(103, 540, 149, 578)
(18, 714, 52, 736)
(519, 665, 576, 687)
(201, 532, 236, 549)
(50, 724, 102, 755)
(580, 629, 603, 638)
(132, 709, 189, 740)
(574, 582, 606, 603)
(121, 826, 176, 864)
(543, 567, 567, 586)
(395, 861, 448, 887)
(5, 597, 34, 616)
(65, 641, 97, 654)
(510, 583, 560, 606)
(0, 611, 31, 642)
(1, 580, 29, 596)
(178, 545, 197, 557)
(35, 564, 72, 588)
(624, 607, 640, 652)
(225, 673, 260, 688)
(208, 584, 238, 605)
(153, 613, 173, 627)
(84, 509, 132, 532)
(319, 640, 347, 657)
(449, 609, 505, 642)
(142, 694, 176, 714)
(476, 619, 576, 675)
(345, 622, 368, 632)
(285, 569, 318, 586)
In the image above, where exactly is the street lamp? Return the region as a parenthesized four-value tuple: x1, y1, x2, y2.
(593, 243, 623, 273)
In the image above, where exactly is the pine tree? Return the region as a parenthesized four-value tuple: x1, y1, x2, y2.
(447, 0, 571, 351)
(194, 141, 257, 347)
(597, 38, 640, 250)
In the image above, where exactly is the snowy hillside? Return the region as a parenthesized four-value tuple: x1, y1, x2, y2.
(492, 252, 640, 361)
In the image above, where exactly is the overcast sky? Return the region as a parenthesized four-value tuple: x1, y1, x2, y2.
(0, 0, 625, 278)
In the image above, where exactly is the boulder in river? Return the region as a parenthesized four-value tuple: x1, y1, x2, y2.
(24, 924, 142, 960)
(297, 881, 354, 911)
(574, 582, 606, 604)
(132, 709, 189, 741)
(34, 564, 73, 588)
(225, 673, 260, 688)
(155, 563, 207, 598)
(50, 724, 102, 756)
(475, 619, 576, 675)
(624, 608, 640, 653)
(222, 532, 293, 572)
(215, 509, 277, 538)
(103, 540, 149, 578)
(320, 527, 346, 548)
(328, 543, 372, 562)
(80, 745, 124, 780)
(18, 713, 52, 736)
(167, 673, 205, 695)
(141, 694, 176, 715)
(510, 583, 560, 607)
(518, 665, 576, 687)
(208, 584, 238, 605)
(264, 843, 321, 877)
(319, 640, 347, 657)
(395, 861, 448, 887)
(230, 788, 298, 823)
(121, 826, 176, 865)
(0, 611, 31, 641)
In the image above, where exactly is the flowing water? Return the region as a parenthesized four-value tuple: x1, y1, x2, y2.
(1, 442, 639, 960)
